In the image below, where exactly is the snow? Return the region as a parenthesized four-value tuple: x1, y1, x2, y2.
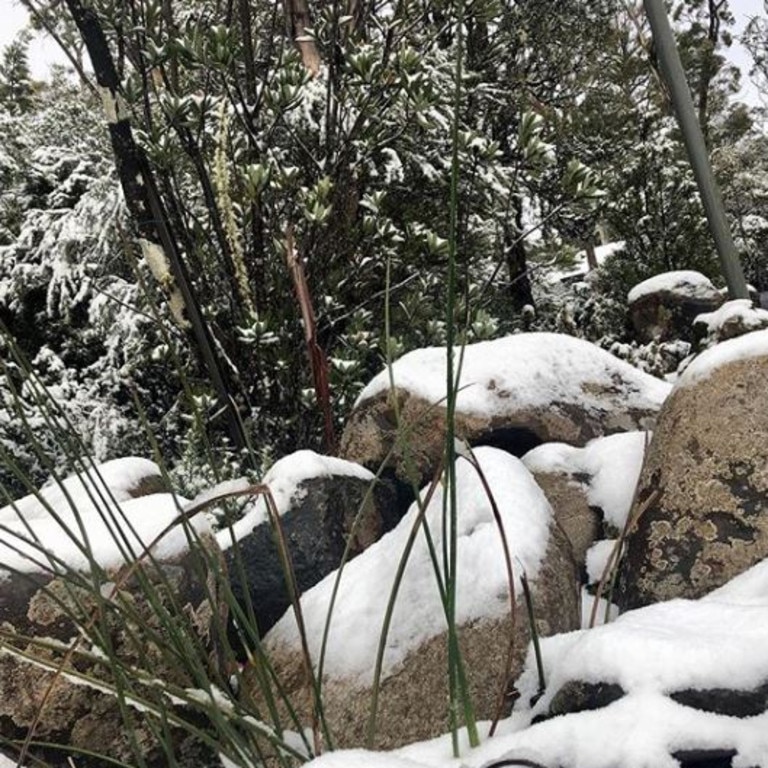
(355, 333, 671, 417)
(524, 599, 768, 701)
(401, 696, 768, 768)
(627, 270, 718, 304)
(0, 491, 207, 574)
(216, 450, 374, 550)
(546, 240, 626, 285)
(309, 697, 768, 768)
(266, 448, 552, 683)
(302, 558, 768, 768)
(8, 457, 162, 522)
(0, 452, 203, 576)
(523, 431, 649, 530)
(676, 327, 768, 388)
(585, 539, 618, 584)
(302, 751, 427, 768)
(694, 298, 768, 335)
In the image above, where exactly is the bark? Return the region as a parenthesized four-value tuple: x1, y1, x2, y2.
(285, 229, 336, 454)
(697, 0, 725, 145)
(286, 0, 321, 75)
(63, 0, 249, 456)
(585, 239, 598, 271)
(237, 0, 258, 103)
(505, 196, 535, 313)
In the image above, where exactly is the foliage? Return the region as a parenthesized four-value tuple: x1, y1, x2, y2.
(1, 0, 623, 485)
(0, 74, 188, 496)
(0, 0, 765, 765)
(0, 31, 35, 113)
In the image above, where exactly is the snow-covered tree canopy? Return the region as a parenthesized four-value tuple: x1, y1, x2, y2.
(0, 0, 763, 494)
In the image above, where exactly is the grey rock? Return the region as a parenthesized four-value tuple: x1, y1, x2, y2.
(225, 470, 396, 639)
(618, 340, 768, 610)
(628, 271, 723, 344)
(0, 535, 225, 767)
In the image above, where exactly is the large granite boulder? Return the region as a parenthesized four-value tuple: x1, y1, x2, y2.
(340, 333, 670, 489)
(628, 270, 723, 344)
(618, 329, 768, 610)
(254, 448, 580, 750)
(0, 471, 223, 768)
(216, 450, 396, 639)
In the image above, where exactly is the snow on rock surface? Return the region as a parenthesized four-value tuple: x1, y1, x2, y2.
(342, 334, 670, 492)
(355, 333, 671, 415)
(303, 751, 428, 768)
(627, 270, 719, 304)
(0, 457, 206, 573)
(8, 457, 163, 522)
(585, 538, 618, 585)
(694, 298, 768, 338)
(297, 559, 768, 767)
(498, 561, 768, 767)
(0, 491, 206, 574)
(526, 600, 768, 702)
(397, 698, 768, 768)
(215, 450, 375, 550)
(382, 562, 768, 768)
(523, 431, 649, 530)
(266, 447, 552, 684)
(678, 327, 768, 388)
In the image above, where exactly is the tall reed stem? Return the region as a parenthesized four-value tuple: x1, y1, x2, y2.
(444, 0, 479, 753)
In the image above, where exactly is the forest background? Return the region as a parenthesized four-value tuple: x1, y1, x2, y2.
(1, 0, 768, 501)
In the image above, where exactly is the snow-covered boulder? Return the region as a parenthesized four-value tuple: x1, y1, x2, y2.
(256, 448, 580, 749)
(301, 569, 768, 768)
(618, 329, 768, 610)
(522, 432, 649, 569)
(340, 333, 670, 489)
(628, 270, 723, 343)
(216, 450, 395, 640)
(500, 561, 768, 768)
(6, 456, 167, 523)
(693, 298, 768, 347)
(0, 463, 221, 768)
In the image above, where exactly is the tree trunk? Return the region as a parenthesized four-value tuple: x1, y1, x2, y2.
(63, 0, 250, 456)
(505, 196, 535, 312)
(585, 239, 598, 271)
(286, 0, 321, 75)
(696, 0, 725, 145)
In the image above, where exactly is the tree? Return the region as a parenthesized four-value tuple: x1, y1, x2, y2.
(536, 0, 749, 299)
(4, 0, 761, 489)
(0, 31, 34, 113)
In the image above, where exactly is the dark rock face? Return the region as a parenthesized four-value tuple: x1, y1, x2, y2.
(225, 473, 396, 639)
(672, 749, 738, 768)
(542, 678, 768, 722)
(618, 349, 768, 610)
(0, 537, 225, 768)
(670, 682, 768, 718)
(628, 272, 723, 344)
(544, 680, 626, 719)
(535, 680, 759, 768)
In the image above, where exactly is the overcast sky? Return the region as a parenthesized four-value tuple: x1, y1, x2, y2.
(0, 0, 764, 102)
(0, 0, 65, 79)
